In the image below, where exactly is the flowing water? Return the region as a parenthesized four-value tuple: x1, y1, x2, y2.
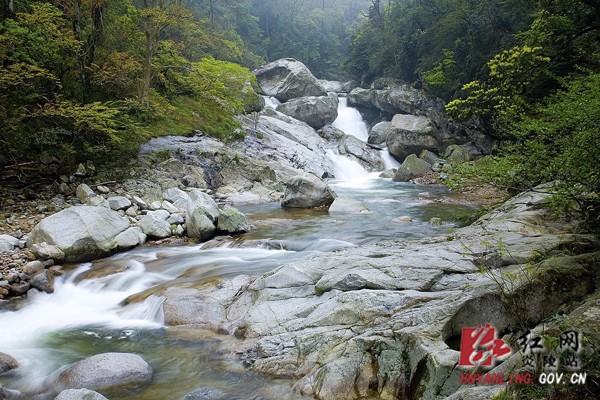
(0, 101, 476, 399)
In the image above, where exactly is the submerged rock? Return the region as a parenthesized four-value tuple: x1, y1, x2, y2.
(281, 172, 336, 209)
(57, 352, 152, 397)
(0, 352, 18, 374)
(55, 388, 109, 400)
(328, 197, 370, 214)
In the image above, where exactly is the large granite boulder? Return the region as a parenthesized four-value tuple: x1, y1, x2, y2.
(276, 95, 338, 129)
(386, 114, 439, 161)
(27, 207, 135, 262)
(393, 154, 433, 182)
(186, 189, 219, 240)
(253, 58, 327, 101)
(57, 353, 152, 398)
(281, 172, 336, 209)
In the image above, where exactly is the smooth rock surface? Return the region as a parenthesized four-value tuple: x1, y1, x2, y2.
(0, 352, 18, 374)
(276, 95, 338, 129)
(54, 388, 109, 400)
(281, 173, 336, 209)
(216, 206, 250, 234)
(328, 197, 370, 214)
(386, 114, 439, 161)
(253, 58, 327, 101)
(58, 353, 152, 397)
(393, 154, 433, 182)
(27, 207, 130, 262)
(136, 210, 171, 239)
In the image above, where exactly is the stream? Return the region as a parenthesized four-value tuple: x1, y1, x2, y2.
(0, 101, 478, 400)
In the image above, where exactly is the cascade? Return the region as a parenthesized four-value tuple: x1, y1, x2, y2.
(332, 97, 368, 141)
(262, 96, 281, 109)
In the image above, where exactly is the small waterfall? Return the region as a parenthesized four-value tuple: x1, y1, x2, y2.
(263, 96, 281, 109)
(382, 150, 401, 170)
(333, 97, 369, 141)
(326, 149, 369, 182)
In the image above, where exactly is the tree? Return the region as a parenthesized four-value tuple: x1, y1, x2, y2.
(133, 0, 191, 104)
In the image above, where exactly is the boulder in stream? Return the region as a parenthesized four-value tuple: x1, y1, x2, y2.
(276, 95, 338, 129)
(281, 172, 336, 209)
(55, 388, 109, 400)
(386, 114, 439, 161)
(185, 189, 220, 240)
(0, 352, 18, 374)
(393, 154, 433, 182)
(27, 207, 133, 262)
(57, 352, 152, 397)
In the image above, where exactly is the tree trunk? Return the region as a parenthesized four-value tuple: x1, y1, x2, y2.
(140, 33, 155, 105)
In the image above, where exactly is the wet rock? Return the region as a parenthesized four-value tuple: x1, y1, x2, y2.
(185, 387, 227, 400)
(57, 353, 152, 398)
(22, 260, 44, 275)
(276, 95, 338, 129)
(27, 206, 130, 262)
(108, 196, 132, 211)
(30, 270, 55, 293)
(393, 154, 433, 182)
(328, 197, 370, 214)
(76, 184, 95, 204)
(281, 172, 336, 209)
(338, 135, 386, 171)
(253, 58, 327, 101)
(316, 125, 346, 142)
(136, 210, 171, 239)
(393, 216, 412, 223)
(368, 121, 390, 145)
(10, 281, 29, 295)
(0, 235, 18, 252)
(216, 206, 250, 234)
(429, 217, 443, 226)
(386, 114, 439, 161)
(55, 388, 109, 400)
(30, 242, 65, 261)
(0, 352, 18, 374)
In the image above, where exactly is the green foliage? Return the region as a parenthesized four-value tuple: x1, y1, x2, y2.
(423, 50, 461, 98)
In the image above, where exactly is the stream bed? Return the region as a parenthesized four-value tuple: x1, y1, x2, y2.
(0, 177, 477, 399)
